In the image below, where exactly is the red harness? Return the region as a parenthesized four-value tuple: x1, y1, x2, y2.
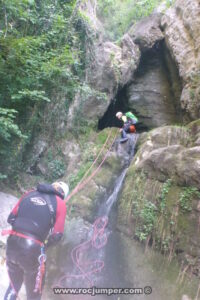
(2, 229, 46, 295)
(2, 229, 44, 246)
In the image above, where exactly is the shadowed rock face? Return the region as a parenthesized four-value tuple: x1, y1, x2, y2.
(98, 42, 182, 132)
(161, 0, 200, 120)
(127, 43, 182, 130)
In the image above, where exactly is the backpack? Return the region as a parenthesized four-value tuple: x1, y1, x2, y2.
(125, 112, 138, 124)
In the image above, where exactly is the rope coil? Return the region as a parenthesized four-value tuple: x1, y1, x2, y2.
(55, 216, 109, 288)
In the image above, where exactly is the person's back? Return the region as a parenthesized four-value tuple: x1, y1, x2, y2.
(12, 184, 62, 242)
(4, 182, 69, 300)
(116, 111, 138, 142)
(125, 112, 138, 125)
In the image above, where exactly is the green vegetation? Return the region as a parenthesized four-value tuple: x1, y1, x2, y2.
(135, 200, 157, 241)
(48, 159, 66, 181)
(68, 161, 91, 190)
(179, 187, 200, 212)
(68, 128, 115, 189)
(0, 0, 88, 180)
(119, 166, 200, 260)
(159, 179, 172, 213)
(97, 0, 162, 40)
(0, 108, 25, 142)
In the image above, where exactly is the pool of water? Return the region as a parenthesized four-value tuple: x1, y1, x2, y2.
(43, 216, 199, 300)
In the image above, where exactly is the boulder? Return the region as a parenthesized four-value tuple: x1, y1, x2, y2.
(26, 140, 47, 175)
(77, 37, 140, 122)
(135, 125, 200, 188)
(129, 13, 164, 52)
(0, 192, 18, 244)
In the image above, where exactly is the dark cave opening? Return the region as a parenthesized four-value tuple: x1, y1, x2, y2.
(98, 85, 149, 132)
(98, 40, 182, 133)
(98, 87, 129, 130)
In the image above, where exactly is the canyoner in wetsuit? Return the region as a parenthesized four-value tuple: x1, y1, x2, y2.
(116, 111, 138, 142)
(3, 181, 69, 300)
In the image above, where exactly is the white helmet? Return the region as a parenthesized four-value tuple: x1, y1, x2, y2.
(116, 112, 123, 118)
(52, 181, 69, 199)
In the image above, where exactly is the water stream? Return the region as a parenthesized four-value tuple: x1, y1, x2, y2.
(44, 134, 199, 300)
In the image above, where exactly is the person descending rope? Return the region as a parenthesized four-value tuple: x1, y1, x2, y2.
(116, 111, 138, 143)
(3, 181, 69, 300)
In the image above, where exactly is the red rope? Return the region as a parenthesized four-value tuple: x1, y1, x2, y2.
(76, 130, 113, 186)
(65, 128, 118, 203)
(38, 259, 45, 294)
(54, 130, 119, 289)
(54, 216, 108, 288)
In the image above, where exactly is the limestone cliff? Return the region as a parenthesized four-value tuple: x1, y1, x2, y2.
(118, 120, 200, 277)
(161, 0, 200, 120)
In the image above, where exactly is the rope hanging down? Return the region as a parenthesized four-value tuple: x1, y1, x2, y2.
(65, 128, 118, 203)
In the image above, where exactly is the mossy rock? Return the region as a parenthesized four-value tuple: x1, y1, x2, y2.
(187, 118, 200, 130)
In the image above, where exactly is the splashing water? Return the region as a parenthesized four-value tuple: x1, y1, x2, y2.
(54, 134, 137, 289)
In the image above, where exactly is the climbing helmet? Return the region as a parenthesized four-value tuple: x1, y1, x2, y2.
(116, 112, 123, 118)
(52, 181, 69, 199)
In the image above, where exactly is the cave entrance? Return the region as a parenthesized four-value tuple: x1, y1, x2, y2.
(98, 40, 182, 132)
(98, 88, 130, 130)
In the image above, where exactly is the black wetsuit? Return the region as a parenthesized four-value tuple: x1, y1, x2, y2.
(4, 184, 66, 300)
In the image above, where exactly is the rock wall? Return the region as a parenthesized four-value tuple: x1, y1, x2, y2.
(126, 1, 200, 123)
(128, 13, 164, 52)
(127, 44, 181, 130)
(22, 0, 200, 181)
(66, 130, 135, 221)
(68, 1, 141, 124)
(161, 0, 200, 120)
(117, 120, 200, 276)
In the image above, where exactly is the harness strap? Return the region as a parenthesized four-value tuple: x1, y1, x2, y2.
(44, 194, 56, 227)
(2, 229, 44, 247)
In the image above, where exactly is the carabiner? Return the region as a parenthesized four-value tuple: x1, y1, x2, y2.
(38, 254, 47, 264)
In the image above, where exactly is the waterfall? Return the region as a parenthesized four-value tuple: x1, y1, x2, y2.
(53, 134, 138, 291)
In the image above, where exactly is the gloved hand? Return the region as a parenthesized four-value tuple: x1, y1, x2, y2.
(46, 232, 63, 247)
(7, 213, 16, 226)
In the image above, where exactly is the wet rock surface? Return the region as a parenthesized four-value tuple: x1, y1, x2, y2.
(67, 132, 136, 221)
(118, 121, 200, 282)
